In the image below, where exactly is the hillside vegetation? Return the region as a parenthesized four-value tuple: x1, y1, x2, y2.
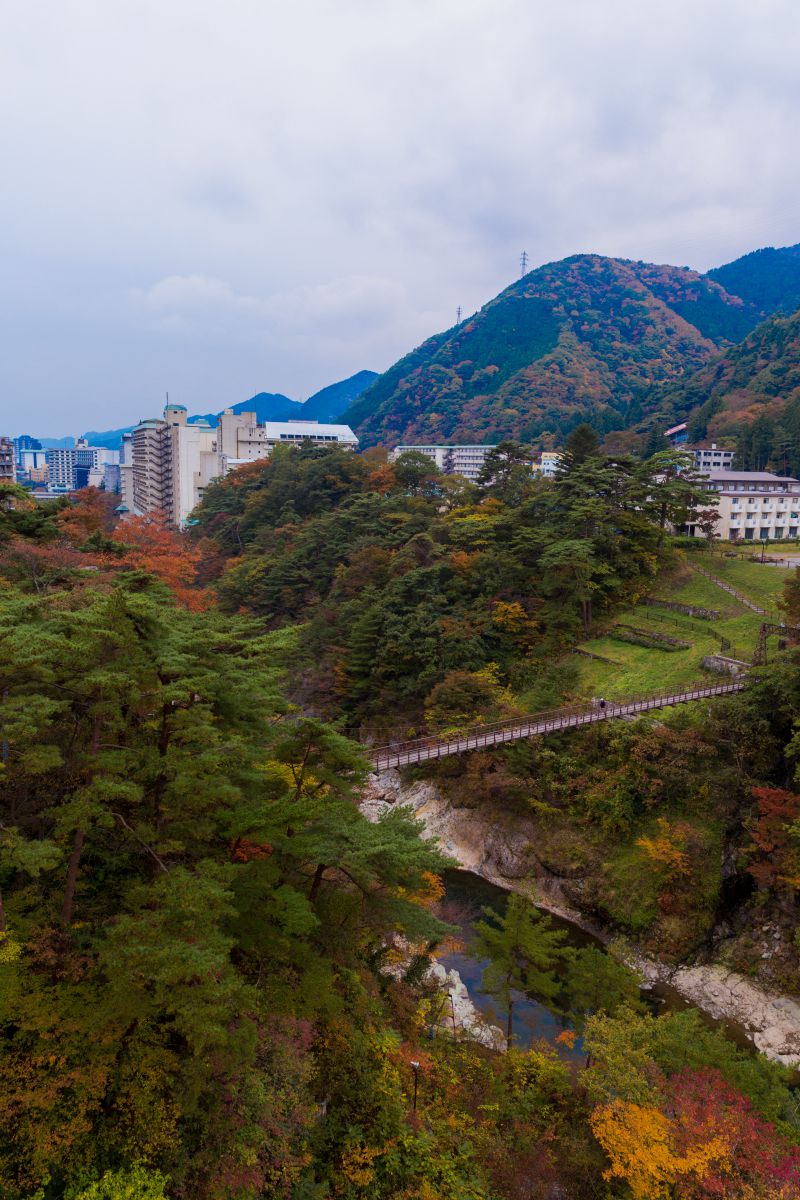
(193, 439, 716, 735)
(345, 248, 800, 448)
(658, 305, 800, 473)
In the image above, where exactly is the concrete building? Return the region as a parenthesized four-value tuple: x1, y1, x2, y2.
(690, 443, 735, 473)
(123, 407, 358, 525)
(0, 437, 15, 481)
(688, 470, 800, 541)
(536, 451, 563, 477)
(218, 411, 358, 469)
(389, 444, 495, 482)
(124, 405, 219, 525)
(44, 439, 120, 491)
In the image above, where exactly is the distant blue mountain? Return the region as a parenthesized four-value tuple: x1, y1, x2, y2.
(37, 436, 76, 449)
(190, 392, 301, 427)
(42, 373, 377, 451)
(301, 370, 378, 421)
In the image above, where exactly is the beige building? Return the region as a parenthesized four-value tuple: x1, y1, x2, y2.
(689, 470, 800, 542)
(218, 411, 358, 470)
(123, 405, 218, 526)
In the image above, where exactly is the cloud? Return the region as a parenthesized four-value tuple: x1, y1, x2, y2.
(1, 0, 799, 432)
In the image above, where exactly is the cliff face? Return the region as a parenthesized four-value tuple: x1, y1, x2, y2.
(363, 768, 800, 1067)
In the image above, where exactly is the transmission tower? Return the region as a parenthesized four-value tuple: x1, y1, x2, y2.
(456, 305, 462, 323)
(520, 250, 529, 277)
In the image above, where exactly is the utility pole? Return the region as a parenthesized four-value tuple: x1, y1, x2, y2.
(520, 250, 529, 277)
(456, 305, 462, 323)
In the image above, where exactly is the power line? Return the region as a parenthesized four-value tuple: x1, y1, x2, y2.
(456, 305, 462, 323)
(520, 250, 529, 277)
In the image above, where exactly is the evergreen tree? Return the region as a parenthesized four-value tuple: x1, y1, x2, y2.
(473, 895, 570, 1049)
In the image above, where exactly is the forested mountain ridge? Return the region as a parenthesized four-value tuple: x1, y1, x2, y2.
(345, 248, 800, 448)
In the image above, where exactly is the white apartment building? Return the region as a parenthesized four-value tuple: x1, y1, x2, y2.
(44, 440, 120, 490)
(689, 470, 800, 541)
(389, 444, 495, 482)
(690, 443, 735, 473)
(218, 411, 358, 468)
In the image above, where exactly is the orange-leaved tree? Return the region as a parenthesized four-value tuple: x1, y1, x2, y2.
(118, 514, 212, 611)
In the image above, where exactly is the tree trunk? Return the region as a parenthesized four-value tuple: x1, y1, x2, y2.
(309, 862, 327, 902)
(61, 827, 85, 927)
(506, 998, 514, 1051)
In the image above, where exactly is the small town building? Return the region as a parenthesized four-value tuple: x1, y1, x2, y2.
(689, 470, 800, 541)
(389, 444, 495, 482)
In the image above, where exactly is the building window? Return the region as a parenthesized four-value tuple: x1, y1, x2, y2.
(745, 529, 754, 539)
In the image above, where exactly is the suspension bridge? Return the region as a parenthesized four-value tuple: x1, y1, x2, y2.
(370, 681, 746, 771)
(369, 618, 799, 771)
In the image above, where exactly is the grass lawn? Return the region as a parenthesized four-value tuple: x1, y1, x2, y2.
(572, 553, 791, 700)
(694, 552, 790, 612)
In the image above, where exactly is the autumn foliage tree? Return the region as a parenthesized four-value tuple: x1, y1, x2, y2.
(117, 513, 211, 610)
(746, 786, 800, 896)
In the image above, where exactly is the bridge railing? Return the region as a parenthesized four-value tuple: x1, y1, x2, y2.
(370, 680, 744, 766)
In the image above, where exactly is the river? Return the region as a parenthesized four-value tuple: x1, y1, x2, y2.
(438, 869, 760, 1062)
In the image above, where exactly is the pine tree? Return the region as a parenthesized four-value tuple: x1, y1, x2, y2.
(473, 895, 570, 1049)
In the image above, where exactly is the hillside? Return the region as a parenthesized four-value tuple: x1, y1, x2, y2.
(659, 305, 800, 471)
(345, 254, 768, 447)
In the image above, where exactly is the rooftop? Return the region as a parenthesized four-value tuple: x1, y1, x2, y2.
(707, 470, 800, 483)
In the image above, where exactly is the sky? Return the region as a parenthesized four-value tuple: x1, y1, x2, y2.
(1, 0, 799, 437)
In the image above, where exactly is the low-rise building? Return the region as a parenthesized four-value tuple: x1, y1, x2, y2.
(666, 422, 688, 446)
(218, 412, 358, 468)
(535, 451, 562, 477)
(690, 443, 735, 473)
(689, 470, 800, 541)
(389, 444, 495, 482)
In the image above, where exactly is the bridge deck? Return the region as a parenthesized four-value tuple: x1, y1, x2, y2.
(370, 681, 745, 771)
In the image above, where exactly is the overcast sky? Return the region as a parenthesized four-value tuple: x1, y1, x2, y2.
(1, 0, 799, 436)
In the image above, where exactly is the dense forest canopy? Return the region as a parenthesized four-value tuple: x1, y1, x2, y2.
(192, 440, 715, 734)
(3, 474, 800, 1198)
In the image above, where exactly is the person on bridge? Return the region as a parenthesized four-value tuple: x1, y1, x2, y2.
(599, 698, 607, 714)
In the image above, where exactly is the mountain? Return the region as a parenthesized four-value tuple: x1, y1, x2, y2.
(344, 254, 773, 448)
(344, 248, 800, 448)
(189, 391, 301, 428)
(301, 370, 379, 421)
(707, 244, 800, 319)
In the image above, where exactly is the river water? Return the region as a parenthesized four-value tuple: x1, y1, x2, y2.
(438, 869, 758, 1061)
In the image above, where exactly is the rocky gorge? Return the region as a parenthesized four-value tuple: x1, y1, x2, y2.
(363, 767, 800, 1069)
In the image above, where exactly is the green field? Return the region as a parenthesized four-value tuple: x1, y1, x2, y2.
(572, 553, 791, 700)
